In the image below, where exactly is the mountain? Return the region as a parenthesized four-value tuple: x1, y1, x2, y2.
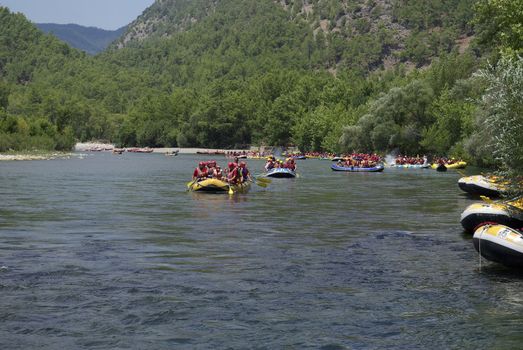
(112, 0, 476, 72)
(36, 23, 126, 55)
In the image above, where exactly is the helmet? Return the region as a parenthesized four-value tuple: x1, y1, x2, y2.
(199, 161, 205, 167)
(239, 162, 246, 167)
(228, 162, 234, 169)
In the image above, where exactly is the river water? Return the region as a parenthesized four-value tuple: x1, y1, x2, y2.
(1, 153, 522, 349)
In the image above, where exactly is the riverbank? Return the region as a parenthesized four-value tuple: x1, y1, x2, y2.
(75, 142, 252, 154)
(0, 152, 74, 161)
(0, 143, 269, 161)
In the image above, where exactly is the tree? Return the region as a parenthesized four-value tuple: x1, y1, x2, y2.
(476, 56, 523, 189)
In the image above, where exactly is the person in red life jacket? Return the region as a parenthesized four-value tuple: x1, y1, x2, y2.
(265, 158, 275, 171)
(286, 158, 296, 171)
(213, 165, 223, 180)
(227, 162, 240, 184)
(193, 161, 208, 181)
(239, 161, 252, 183)
(206, 160, 216, 177)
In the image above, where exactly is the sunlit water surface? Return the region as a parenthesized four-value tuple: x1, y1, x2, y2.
(1, 153, 522, 349)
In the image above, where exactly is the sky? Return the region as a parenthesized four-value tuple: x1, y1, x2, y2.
(0, 0, 156, 30)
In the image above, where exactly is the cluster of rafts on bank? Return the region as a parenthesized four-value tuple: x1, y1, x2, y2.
(459, 174, 523, 268)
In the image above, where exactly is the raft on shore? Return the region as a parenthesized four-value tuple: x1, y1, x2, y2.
(458, 175, 505, 197)
(188, 178, 251, 193)
(460, 197, 523, 233)
(474, 224, 523, 268)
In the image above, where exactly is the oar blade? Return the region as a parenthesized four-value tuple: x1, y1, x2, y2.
(256, 177, 272, 183)
(256, 181, 268, 188)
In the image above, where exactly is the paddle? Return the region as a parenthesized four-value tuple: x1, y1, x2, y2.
(250, 175, 270, 188)
(186, 179, 197, 189)
(228, 184, 234, 195)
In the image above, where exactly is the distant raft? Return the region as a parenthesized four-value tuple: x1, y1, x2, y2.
(460, 197, 523, 233)
(189, 178, 251, 193)
(331, 164, 384, 172)
(430, 161, 467, 170)
(266, 168, 296, 178)
(458, 175, 505, 197)
(390, 163, 430, 169)
(473, 224, 523, 268)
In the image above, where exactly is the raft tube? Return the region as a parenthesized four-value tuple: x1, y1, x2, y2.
(473, 224, 523, 268)
(189, 178, 251, 193)
(458, 175, 505, 197)
(460, 198, 523, 233)
(331, 164, 384, 172)
(266, 168, 296, 178)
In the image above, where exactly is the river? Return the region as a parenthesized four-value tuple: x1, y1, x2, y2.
(1, 153, 522, 349)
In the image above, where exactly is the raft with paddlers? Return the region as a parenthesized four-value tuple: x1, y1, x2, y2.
(473, 224, 523, 268)
(430, 161, 467, 170)
(188, 178, 251, 193)
(458, 175, 506, 198)
(391, 163, 430, 169)
(460, 196, 523, 233)
(331, 164, 384, 172)
(266, 168, 296, 178)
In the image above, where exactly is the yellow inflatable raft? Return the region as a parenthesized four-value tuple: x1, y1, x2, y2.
(461, 197, 523, 233)
(431, 161, 467, 170)
(189, 178, 251, 193)
(458, 175, 506, 197)
(473, 224, 523, 267)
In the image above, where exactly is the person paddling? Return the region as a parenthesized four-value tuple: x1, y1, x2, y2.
(213, 165, 223, 180)
(239, 161, 252, 183)
(227, 162, 240, 184)
(193, 161, 208, 181)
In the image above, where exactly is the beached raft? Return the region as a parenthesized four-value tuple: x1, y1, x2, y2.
(473, 224, 523, 268)
(460, 197, 523, 233)
(266, 168, 296, 178)
(189, 178, 251, 193)
(331, 164, 384, 172)
(458, 175, 505, 197)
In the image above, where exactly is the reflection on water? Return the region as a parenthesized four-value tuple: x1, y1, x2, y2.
(0, 153, 522, 349)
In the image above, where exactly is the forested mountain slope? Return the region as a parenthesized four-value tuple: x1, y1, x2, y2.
(113, 0, 476, 73)
(0, 8, 158, 151)
(37, 23, 126, 55)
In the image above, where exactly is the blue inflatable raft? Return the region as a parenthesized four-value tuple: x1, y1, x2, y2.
(331, 164, 384, 172)
(266, 168, 297, 178)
